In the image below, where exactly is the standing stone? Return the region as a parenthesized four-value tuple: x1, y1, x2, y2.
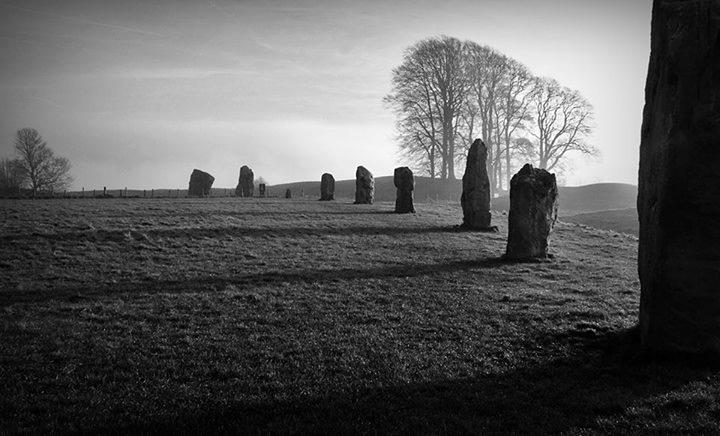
(394, 167, 415, 213)
(188, 169, 215, 197)
(259, 183, 266, 198)
(461, 139, 493, 229)
(638, 0, 720, 355)
(354, 166, 374, 204)
(504, 164, 558, 260)
(235, 165, 254, 197)
(320, 173, 335, 201)
(285, 189, 292, 199)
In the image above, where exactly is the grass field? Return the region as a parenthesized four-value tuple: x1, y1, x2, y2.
(1, 198, 719, 433)
(562, 208, 639, 236)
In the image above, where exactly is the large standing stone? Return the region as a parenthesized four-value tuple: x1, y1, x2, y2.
(187, 169, 215, 197)
(258, 183, 266, 198)
(235, 165, 254, 197)
(285, 189, 292, 199)
(354, 166, 374, 204)
(320, 173, 335, 201)
(461, 139, 493, 229)
(394, 167, 415, 213)
(638, 0, 720, 355)
(504, 164, 558, 260)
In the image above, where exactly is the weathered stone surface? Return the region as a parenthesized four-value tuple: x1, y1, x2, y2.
(259, 183, 266, 198)
(504, 164, 558, 260)
(461, 139, 492, 229)
(285, 189, 292, 199)
(354, 166, 374, 204)
(638, 0, 720, 355)
(394, 167, 415, 213)
(235, 165, 254, 197)
(320, 173, 335, 201)
(188, 169, 215, 197)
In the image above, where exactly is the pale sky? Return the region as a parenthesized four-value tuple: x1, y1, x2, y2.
(0, 0, 651, 189)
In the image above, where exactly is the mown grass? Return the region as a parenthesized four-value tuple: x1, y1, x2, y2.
(1, 198, 718, 433)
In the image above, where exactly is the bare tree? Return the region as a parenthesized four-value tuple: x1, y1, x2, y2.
(463, 43, 507, 193)
(528, 79, 596, 171)
(0, 158, 25, 195)
(14, 128, 73, 196)
(388, 38, 596, 187)
(495, 58, 536, 190)
(385, 35, 471, 180)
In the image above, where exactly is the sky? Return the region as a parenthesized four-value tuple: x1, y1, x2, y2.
(0, 0, 651, 189)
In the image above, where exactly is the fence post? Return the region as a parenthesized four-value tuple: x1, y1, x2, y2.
(103, 186, 107, 197)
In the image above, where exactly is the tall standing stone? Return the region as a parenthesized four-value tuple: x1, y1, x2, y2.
(394, 167, 415, 213)
(285, 189, 292, 199)
(259, 183, 266, 198)
(638, 0, 720, 355)
(235, 165, 254, 198)
(504, 164, 558, 260)
(320, 173, 335, 201)
(354, 166, 374, 204)
(187, 169, 215, 197)
(461, 139, 493, 229)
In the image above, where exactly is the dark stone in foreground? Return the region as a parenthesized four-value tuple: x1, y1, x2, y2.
(235, 165, 254, 198)
(320, 173, 335, 201)
(638, 0, 720, 355)
(187, 169, 215, 197)
(461, 139, 493, 229)
(259, 183, 266, 198)
(354, 166, 374, 204)
(394, 167, 415, 213)
(504, 164, 558, 260)
(285, 189, 292, 199)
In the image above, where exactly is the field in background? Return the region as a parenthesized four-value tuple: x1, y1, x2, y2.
(2, 197, 714, 433)
(563, 208, 639, 235)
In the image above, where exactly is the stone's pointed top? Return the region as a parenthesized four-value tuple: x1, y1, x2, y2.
(356, 165, 372, 176)
(511, 164, 557, 191)
(470, 138, 487, 148)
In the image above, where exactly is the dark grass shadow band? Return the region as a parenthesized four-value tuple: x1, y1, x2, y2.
(85, 326, 713, 434)
(0, 225, 502, 244)
(0, 258, 510, 307)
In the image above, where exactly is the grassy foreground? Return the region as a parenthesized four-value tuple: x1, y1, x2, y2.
(1, 198, 719, 433)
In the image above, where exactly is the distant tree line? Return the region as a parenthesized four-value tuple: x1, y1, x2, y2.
(0, 128, 73, 196)
(385, 35, 596, 195)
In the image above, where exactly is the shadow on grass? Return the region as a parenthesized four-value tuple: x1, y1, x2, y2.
(0, 258, 508, 307)
(104, 327, 714, 434)
(1, 224, 492, 244)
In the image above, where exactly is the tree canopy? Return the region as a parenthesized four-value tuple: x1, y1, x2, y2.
(386, 36, 596, 194)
